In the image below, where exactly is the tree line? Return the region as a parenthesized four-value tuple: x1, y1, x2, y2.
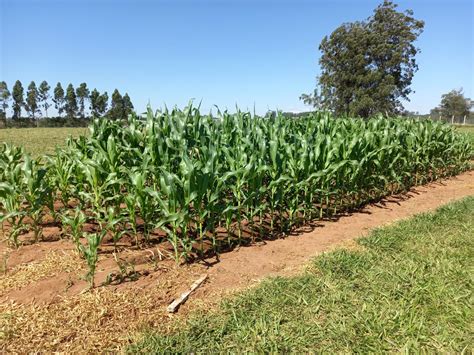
(0, 80, 134, 123)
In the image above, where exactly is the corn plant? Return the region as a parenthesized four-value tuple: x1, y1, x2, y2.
(78, 230, 106, 288)
(97, 206, 126, 251)
(21, 155, 52, 241)
(1, 106, 471, 264)
(46, 148, 76, 208)
(0, 182, 26, 247)
(60, 208, 86, 253)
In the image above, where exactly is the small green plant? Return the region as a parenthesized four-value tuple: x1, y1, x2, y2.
(0, 183, 27, 248)
(99, 206, 126, 251)
(21, 155, 52, 242)
(60, 208, 86, 253)
(46, 149, 75, 208)
(78, 231, 105, 288)
(104, 252, 140, 285)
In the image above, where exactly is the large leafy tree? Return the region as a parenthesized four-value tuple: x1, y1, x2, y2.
(302, 1, 424, 117)
(26, 81, 40, 120)
(38, 81, 51, 117)
(76, 82, 90, 118)
(0, 81, 11, 120)
(12, 80, 24, 119)
(53, 82, 65, 117)
(432, 89, 472, 121)
(64, 83, 78, 118)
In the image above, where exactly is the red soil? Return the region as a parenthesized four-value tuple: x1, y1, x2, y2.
(2, 170, 473, 305)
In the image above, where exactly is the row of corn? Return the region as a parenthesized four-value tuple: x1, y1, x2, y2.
(1, 106, 472, 286)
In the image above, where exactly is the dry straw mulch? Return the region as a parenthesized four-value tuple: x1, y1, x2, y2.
(0, 249, 209, 352)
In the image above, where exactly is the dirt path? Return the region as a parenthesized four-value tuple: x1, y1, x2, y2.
(195, 170, 474, 297)
(1, 171, 473, 352)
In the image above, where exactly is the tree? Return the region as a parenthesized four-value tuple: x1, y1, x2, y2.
(98, 92, 109, 116)
(301, 1, 424, 117)
(89, 89, 100, 117)
(430, 107, 442, 119)
(64, 83, 78, 118)
(76, 82, 90, 118)
(435, 89, 472, 122)
(0, 81, 11, 120)
(122, 93, 134, 117)
(299, 89, 321, 109)
(90, 89, 109, 117)
(12, 80, 24, 119)
(38, 81, 51, 117)
(26, 81, 40, 120)
(109, 89, 124, 120)
(53, 82, 65, 117)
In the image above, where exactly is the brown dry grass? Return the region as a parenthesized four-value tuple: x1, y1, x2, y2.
(0, 264, 212, 352)
(0, 250, 82, 298)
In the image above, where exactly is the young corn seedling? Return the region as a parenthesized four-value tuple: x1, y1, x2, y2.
(0, 182, 27, 248)
(101, 206, 126, 251)
(46, 148, 76, 208)
(21, 156, 52, 242)
(78, 230, 106, 288)
(129, 170, 156, 244)
(60, 208, 86, 253)
(104, 253, 139, 286)
(124, 194, 138, 245)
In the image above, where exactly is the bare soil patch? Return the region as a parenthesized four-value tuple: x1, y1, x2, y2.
(1, 171, 473, 352)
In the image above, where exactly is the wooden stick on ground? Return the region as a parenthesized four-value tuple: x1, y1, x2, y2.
(167, 274, 208, 313)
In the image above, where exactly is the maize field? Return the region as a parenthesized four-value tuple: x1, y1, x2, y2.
(0, 106, 472, 286)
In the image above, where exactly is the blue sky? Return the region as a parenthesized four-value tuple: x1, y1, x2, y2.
(1, 0, 473, 115)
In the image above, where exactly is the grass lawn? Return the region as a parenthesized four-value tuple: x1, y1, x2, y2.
(0, 127, 87, 156)
(132, 196, 474, 353)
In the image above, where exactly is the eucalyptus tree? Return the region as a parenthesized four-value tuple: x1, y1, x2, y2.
(64, 83, 78, 118)
(436, 89, 472, 121)
(38, 81, 51, 117)
(0, 81, 11, 120)
(12, 80, 24, 119)
(76, 82, 90, 118)
(53, 82, 65, 117)
(109, 89, 124, 120)
(89, 89, 109, 117)
(25, 81, 40, 120)
(0, 81, 11, 118)
(99, 92, 109, 116)
(123, 93, 134, 117)
(302, 1, 424, 117)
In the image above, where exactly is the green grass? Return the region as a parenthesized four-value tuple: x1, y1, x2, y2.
(455, 125, 474, 144)
(0, 127, 87, 156)
(131, 196, 474, 353)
